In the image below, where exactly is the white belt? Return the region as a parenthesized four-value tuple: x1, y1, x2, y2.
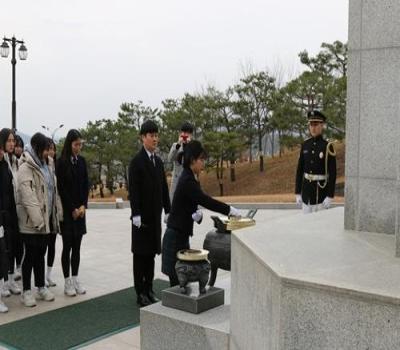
(304, 173, 327, 181)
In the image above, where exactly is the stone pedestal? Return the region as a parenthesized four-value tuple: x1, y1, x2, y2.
(141, 303, 230, 350)
(141, 277, 231, 350)
(161, 285, 224, 314)
(345, 0, 400, 254)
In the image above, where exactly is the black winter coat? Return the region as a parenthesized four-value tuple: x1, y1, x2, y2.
(56, 156, 89, 235)
(0, 159, 18, 232)
(129, 147, 171, 255)
(167, 168, 230, 237)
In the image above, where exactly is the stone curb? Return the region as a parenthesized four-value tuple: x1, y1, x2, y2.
(87, 201, 344, 210)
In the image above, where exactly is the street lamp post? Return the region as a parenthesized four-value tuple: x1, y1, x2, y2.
(1, 36, 28, 131)
(51, 124, 64, 140)
(41, 124, 64, 140)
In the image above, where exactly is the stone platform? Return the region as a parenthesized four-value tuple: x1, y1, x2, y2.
(141, 277, 231, 350)
(230, 207, 400, 350)
(161, 285, 224, 314)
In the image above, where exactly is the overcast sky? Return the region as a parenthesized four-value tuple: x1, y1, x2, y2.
(0, 0, 348, 137)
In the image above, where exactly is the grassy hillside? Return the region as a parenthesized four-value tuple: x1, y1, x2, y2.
(199, 142, 345, 198)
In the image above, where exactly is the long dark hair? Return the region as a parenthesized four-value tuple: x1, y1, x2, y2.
(0, 128, 15, 153)
(30, 133, 50, 163)
(15, 135, 24, 149)
(183, 140, 207, 169)
(61, 129, 82, 161)
(47, 138, 56, 153)
(47, 137, 57, 167)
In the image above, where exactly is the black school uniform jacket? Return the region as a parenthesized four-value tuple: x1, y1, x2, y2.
(167, 168, 230, 237)
(56, 155, 89, 235)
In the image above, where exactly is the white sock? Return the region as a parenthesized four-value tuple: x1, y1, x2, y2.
(0, 279, 4, 288)
(7, 274, 13, 283)
(47, 267, 53, 279)
(65, 278, 71, 284)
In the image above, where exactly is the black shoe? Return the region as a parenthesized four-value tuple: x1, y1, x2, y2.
(147, 290, 160, 304)
(137, 293, 151, 307)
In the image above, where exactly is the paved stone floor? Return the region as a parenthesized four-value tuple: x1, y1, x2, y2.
(0, 208, 295, 349)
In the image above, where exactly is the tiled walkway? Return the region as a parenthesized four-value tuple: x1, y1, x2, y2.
(0, 207, 243, 349)
(0, 208, 295, 349)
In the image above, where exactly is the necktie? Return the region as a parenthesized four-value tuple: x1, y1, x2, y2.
(150, 154, 155, 167)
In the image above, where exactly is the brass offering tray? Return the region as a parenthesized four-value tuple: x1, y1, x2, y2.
(226, 217, 256, 231)
(211, 209, 257, 233)
(177, 249, 209, 261)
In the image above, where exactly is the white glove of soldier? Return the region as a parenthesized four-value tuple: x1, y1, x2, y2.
(0, 226, 3, 239)
(323, 197, 333, 209)
(132, 215, 141, 228)
(191, 209, 203, 223)
(163, 213, 169, 224)
(296, 195, 303, 206)
(229, 206, 241, 218)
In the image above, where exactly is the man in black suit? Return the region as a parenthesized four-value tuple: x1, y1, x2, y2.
(128, 120, 171, 307)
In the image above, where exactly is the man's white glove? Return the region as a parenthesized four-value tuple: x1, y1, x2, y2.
(296, 195, 303, 206)
(191, 209, 203, 223)
(229, 206, 241, 218)
(163, 213, 169, 224)
(132, 215, 141, 228)
(0, 226, 3, 239)
(323, 197, 333, 209)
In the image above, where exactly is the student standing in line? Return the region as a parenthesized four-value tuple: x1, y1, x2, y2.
(56, 130, 89, 297)
(17, 133, 62, 307)
(44, 138, 59, 287)
(0, 129, 21, 297)
(0, 143, 10, 312)
(11, 134, 24, 281)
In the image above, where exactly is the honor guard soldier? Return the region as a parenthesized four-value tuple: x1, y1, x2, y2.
(295, 110, 337, 214)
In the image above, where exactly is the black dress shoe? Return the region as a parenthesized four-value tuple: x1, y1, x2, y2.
(147, 290, 160, 304)
(137, 293, 151, 307)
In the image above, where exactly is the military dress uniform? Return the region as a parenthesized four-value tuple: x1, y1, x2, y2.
(295, 111, 337, 214)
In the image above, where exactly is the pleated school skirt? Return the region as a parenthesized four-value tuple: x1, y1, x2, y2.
(161, 227, 189, 277)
